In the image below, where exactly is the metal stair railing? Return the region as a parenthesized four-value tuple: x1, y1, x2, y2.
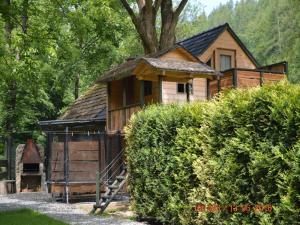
(94, 149, 126, 211)
(99, 149, 124, 184)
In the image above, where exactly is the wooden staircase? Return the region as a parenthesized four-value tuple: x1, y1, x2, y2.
(97, 168, 128, 213)
(93, 149, 128, 213)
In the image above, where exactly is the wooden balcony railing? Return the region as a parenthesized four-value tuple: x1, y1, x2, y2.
(107, 103, 141, 133)
(208, 67, 286, 98)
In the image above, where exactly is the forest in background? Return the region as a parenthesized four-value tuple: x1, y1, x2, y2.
(0, 0, 299, 144)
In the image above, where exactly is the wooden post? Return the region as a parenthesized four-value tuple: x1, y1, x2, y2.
(63, 126, 69, 204)
(233, 69, 237, 88)
(46, 132, 52, 192)
(260, 71, 264, 86)
(217, 77, 221, 93)
(186, 83, 190, 102)
(107, 83, 111, 131)
(158, 75, 163, 103)
(95, 171, 100, 207)
(122, 81, 126, 128)
(140, 80, 144, 107)
(206, 79, 210, 100)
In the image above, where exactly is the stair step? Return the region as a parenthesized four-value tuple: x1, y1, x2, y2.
(116, 176, 125, 181)
(102, 195, 112, 200)
(108, 185, 119, 189)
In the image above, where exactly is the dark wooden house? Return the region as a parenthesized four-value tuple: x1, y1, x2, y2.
(40, 23, 287, 203)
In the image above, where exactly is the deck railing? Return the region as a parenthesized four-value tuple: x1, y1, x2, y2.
(208, 67, 286, 98)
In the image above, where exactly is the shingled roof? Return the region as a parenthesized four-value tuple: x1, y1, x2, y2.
(97, 45, 202, 83)
(177, 23, 259, 67)
(140, 57, 216, 75)
(59, 83, 106, 121)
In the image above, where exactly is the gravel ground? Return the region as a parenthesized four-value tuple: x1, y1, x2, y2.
(0, 192, 145, 225)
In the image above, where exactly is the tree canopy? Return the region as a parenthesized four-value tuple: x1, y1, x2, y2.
(0, 0, 299, 142)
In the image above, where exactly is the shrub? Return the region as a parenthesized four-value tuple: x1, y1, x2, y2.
(125, 103, 208, 224)
(126, 81, 300, 224)
(192, 82, 300, 224)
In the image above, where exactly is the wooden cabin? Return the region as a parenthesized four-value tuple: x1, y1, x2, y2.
(98, 23, 287, 135)
(40, 23, 287, 202)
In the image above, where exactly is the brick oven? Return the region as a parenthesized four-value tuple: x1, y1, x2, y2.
(15, 139, 45, 192)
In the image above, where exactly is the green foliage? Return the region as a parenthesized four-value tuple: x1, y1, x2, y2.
(126, 82, 300, 224)
(125, 103, 209, 224)
(0, 0, 139, 141)
(190, 82, 300, 224)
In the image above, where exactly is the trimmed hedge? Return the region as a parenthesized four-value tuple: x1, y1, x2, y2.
(125, 103, 208, 224)
(125, 81, 300, 224)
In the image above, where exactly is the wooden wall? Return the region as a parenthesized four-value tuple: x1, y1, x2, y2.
(160, 47, 198, 62)
(162, 78, 207, 104)
(208, 69, 286, 98)
(51, 140, 100, 195)
(199, 30, 257, 70)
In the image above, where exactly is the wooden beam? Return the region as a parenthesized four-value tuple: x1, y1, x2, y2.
(206, 79, 210, 100)
(46, 132, 52, 192)
(140, 80, 144, 107)
(186, 83, 190, 102)
(233, 69, 237, 88)
(107, 83, 111, 131)
(63, 126, 69, 204)
(260, 71, 264, 86)
(158, 75, 163, 103)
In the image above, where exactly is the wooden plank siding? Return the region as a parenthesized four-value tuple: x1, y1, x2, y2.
(107, 104, 141, 133)
(51, 140, 100, 195)
(199, 30, 256, 70)
(162, 78, 207, 104)
(208, 69, 286, 98)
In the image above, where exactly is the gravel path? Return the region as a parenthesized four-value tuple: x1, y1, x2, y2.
(0, 193, 145, 225)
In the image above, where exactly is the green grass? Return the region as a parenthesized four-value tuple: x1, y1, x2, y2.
(0, 208, 68, 225)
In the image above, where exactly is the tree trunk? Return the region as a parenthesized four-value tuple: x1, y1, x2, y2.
(22, 0, 29, 34)
(2, 0, 13, 44)
(74, 74, 80, 99)
(120, 0, 188, 54)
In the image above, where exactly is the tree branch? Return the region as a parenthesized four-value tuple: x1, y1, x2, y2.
(174, 0, 188, 17)
(120, 0, 139, 26)
(153, 0, 162, 13)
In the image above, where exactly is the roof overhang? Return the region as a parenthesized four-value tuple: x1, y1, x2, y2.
(38, 118, 105, 130)
(133, 57, 220, 82)
(96, 45, 216, 83)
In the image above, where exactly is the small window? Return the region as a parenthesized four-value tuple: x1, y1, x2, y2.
(177, 82, 193, 94)
(177, 83, 185, 93)
(144, 81, 152, 96)
(220, 54, 232, 71)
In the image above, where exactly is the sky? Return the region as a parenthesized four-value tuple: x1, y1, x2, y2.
(200, 0, 239, 15)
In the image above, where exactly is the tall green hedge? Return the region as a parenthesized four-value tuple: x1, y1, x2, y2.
(125, 103, 209, 224)
(125, 81, 300, 225)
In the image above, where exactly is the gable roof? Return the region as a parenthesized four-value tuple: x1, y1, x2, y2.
(177, 23, 260, 67)
(97, 45, 219, 83)
(59, 83, 106, 121)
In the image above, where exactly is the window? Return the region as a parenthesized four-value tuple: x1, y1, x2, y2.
(177, 82, 193, 94)
(177, 83, 185, 93)
(144, 81, 152, 96)
(220, 54, 232, 71)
